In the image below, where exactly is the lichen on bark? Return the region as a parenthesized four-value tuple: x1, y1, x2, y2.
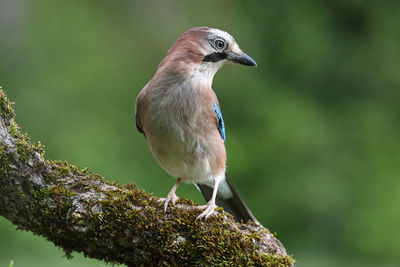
(0, 86, 294, 266)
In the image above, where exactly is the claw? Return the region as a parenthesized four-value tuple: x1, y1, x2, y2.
(160, 192, 179, 213)
(196, 201, 217, 220)
(160, 178, 181, 214)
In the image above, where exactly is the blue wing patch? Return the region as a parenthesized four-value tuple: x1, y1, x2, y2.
(213, 103, 226, 142)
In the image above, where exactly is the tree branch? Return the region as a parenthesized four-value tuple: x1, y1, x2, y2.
(0, 87, 294, 266)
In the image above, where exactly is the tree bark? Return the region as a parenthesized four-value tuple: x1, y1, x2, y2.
(0, 87, 294, 266)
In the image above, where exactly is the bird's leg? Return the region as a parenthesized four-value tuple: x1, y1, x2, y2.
(196, 177, 221, 220)
(160, 178, 181, 213)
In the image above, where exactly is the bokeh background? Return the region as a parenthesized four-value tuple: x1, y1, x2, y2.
(1, 0, 399, 266)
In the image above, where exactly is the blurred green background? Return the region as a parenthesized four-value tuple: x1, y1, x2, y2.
(1, 0, 399, 266)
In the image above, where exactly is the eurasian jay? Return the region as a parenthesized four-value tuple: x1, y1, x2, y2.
(135, 27, 257, 222)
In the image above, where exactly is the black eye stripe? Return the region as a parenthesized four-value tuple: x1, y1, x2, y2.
(203, 52, 227, 63)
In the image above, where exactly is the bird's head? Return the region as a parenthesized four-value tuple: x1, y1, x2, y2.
(158, 27, 256, 85)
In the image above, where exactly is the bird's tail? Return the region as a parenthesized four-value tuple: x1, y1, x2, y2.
(195, 172, 258, 223)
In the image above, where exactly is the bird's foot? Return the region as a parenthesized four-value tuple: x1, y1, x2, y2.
(159, 192, 179, 214)
(196, 201, 217, 220)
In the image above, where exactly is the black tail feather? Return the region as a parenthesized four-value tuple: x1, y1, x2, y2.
(196, 172, 258, 223)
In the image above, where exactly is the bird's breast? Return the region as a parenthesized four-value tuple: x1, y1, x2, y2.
(143, 81, 210, 141)
(139, 81, 222, 181)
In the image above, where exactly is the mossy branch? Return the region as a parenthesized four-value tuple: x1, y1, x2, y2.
(0, 87, 294, 266)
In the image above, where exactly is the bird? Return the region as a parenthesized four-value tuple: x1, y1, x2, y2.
(135, 27, 257, 222)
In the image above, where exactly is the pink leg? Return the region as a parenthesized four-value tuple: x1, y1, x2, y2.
(196, 177, 221, 220)
(160, 178, 181, 213)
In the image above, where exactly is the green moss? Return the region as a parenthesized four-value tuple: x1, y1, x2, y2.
(15, 139, 31, 163)
(46, 160, 103, 181)
(0, 87, 15, 121)
(35, 186, 76, 200)
(0, 144, 10, 179)
(0, 89, 44, 161)
(9, 122, 19, 136)
(12, 135, 44, 163)
(12, 125, 45, 160)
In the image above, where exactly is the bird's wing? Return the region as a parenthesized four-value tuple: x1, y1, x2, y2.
(134, 90, 146, 137)
(134, 112, 144, 135)
(212, 103, 226, 142)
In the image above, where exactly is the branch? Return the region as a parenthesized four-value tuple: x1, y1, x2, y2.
(0, 87, 294, 266)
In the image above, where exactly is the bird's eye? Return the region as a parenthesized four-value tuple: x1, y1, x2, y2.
(215, 39, 225, 50)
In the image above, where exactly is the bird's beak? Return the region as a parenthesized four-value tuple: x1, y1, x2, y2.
(227, 51, 257, 66)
